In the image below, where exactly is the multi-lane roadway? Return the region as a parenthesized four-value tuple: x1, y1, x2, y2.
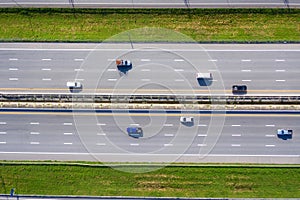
(0, 43, 299, 95)
(1, 0, 300, 8)
(0, 110, 299, 163)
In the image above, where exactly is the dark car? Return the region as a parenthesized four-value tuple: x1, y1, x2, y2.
(232, 85, 247, 94)
(127, 127, 143, 138)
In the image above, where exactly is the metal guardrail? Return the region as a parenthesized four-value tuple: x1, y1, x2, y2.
(1, 93, 300, 104)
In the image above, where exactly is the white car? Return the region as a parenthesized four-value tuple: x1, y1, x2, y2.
(67, 81, 82, 89)
(180, 116, 194, 123)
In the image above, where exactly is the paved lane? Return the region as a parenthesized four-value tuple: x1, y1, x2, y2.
(0, 43, 300, 96)
(1, 0, 299, 8)
(0, 110, 299, 163)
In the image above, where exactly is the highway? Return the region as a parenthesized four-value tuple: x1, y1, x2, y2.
(0, 109, 299, 163)
(1, 0, 300, 8)
(0, 43, 300, 96)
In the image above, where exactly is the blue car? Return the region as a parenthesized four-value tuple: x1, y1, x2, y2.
(127, 127, 143, 138)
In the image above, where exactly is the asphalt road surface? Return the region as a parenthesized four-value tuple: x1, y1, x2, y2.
(0, 109, 299, 163)
(0, 43, 300, 96)
(0, 0, 300, 8)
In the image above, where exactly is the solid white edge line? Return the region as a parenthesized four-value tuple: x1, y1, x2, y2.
(0, 152, 299, 157)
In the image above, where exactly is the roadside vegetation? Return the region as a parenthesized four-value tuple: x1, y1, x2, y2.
(0, 162, 299, 198)
(0, 8, 299, 42)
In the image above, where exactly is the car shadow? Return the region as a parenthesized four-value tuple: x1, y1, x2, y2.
(232, 91, 247, 95)
(69, 86, 83, 93)
(181, 121, 194, 127)
(197, 78, 212, 86)
(277, 134, 293, 140)
(117, 65, 132, 75)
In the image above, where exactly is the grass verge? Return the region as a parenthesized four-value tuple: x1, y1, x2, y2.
(0, 8, 299, 42)
(0, 161, 299, 198)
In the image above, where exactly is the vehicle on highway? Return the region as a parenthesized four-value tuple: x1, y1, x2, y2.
(127, 126, 143, 138)
(67, 81, 82, 89)
(196, 73, 212, 80)
(116, 59, 132, 67)
(232, 85, 247, 94)
(180, 116, 194, 123)
(277, 129, 293, 139)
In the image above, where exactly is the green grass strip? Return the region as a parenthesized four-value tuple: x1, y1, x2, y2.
(0, 161, 299, 198)
(0, 8, 299, 42)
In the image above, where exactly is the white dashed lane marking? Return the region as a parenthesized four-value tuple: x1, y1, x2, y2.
(174, 59, 184, 62)
(197, 144, 207, 147)
(64, 132, 73, 135)
(74, 58, 84, 61)
(198, 124, 207, 127)
(275, 69, 286, 72)
(108, 79, 117, 81)
(42, 58, 52, 61)
(241, 59, 251, 62)
(107, 59, 116, 61)
(141, 69, 151, 72)
(208, 59, 217, 62)
(64, 143, 73, 145)
(42, 78, 52, 81)
(74, 69, 84, 72)
(107, 69, 117, 72)
(163, 124, 173, 127)
(175, 79, 184, 82)
(97, 133, 106, 136)
(30, 142, 40, 145)
(266, 135, 276, 137)
(265, 124, 275, 127)
(0, 122, 7, 125)
(231, 144, 241, 147)
(276, 80, 286, 82)
(265, 144, 275, 147)
(0, 142, 6, 144)
(164, 134, 174, 137)
(232, 134, 241, 137)
(275, 59, 285, 62)
(42, 68, 51, 71)
(231, 124, 241, 127)
(241, 69, 251, 72)
(141, 79, 150, 81)
(30, 132, 40, 135)
(97, 123, 106, 126)
(174, 69, 184, 72)
(9, 78, 18, 81)
(197, 134, 207, 137)
(9, 68, 18, 71)
(30, 122, 39, 125)
(0, 132, 7, 135)
(164, 144, 173, 147)
(9, 58, 18, 61)
(242, 80, 252, 82)
(130, 143, 139, 146)
(96, 143, 106, 146)
(63, 123, 73, 126)
(141, 59, 150, 62)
